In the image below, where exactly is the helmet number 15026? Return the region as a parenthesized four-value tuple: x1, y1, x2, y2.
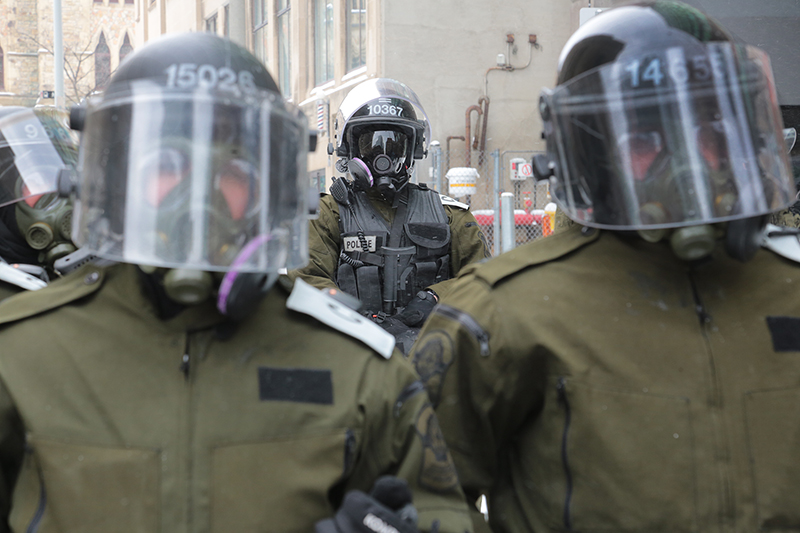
(164, 63, 257, 94)
(367, 104, 404, 117)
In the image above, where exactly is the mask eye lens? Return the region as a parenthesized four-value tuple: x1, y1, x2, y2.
(625, 131, 662, 155)
(215, 159, 257, 221)
(140, 147, 190, 206)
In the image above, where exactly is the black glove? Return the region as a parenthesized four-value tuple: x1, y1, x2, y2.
(368, 313, 420, 356)
(396, 290, 438, 327)
(315, 476, 419, 533)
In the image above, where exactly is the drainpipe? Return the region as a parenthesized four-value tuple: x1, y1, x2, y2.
(477, 96, 490, 167)
(465, 105, 482, 168)
(446, 135, 465, 174)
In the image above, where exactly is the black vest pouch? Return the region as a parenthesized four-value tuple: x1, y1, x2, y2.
(336, 263, 358, 300)
(380, 246, 416, 313)
(355, 265, 382, 312)
(404, 223, 451, 257)
(397, 265, 416, 307)
(434, 254, 451, 284)
(413, 262, 438, 294)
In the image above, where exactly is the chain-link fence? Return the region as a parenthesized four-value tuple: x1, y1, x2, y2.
(428, 144, 552, 255)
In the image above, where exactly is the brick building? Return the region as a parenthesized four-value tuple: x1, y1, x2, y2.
(0, 0, 135, 106)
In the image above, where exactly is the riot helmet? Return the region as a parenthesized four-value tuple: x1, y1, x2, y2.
(332, 78, 430, 201)
(535, 1, 795, 259)
(73, 32, 310, 282)
(0, 106, 78, 267)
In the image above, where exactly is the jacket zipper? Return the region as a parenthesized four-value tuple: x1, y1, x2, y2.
(343, 429, 357, 475)
(688, 268, 732, 527)
(181, 331, 195, 530)
(556, 377, 574, 532)
(433, 304, 491, 356)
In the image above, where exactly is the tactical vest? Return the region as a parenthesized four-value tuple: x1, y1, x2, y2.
(331, 179, 451, 315)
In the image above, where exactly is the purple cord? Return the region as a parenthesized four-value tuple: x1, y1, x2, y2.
(217, 234, 271, 315)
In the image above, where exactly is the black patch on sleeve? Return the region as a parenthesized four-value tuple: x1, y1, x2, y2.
(766, 317, 800, 352)
(258, 367, 333, 404)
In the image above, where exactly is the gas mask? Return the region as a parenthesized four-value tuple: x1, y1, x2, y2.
(348, 127, 411, 203)
(14, 191, 76, 269)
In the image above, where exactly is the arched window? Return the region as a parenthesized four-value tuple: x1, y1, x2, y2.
(95, 33, 111, 90)
(0, 45, 4, 91)
(119, 33, 133, 65)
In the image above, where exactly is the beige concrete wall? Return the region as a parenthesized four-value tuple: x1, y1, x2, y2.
(380, 0, 573, 188)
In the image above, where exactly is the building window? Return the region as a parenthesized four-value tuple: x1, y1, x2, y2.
(0, 46, 4, 91)
(94, 0, 103, 4)
(277, 0, 291, 97)
(206, 13, 218, 33)
(124, 0, 133, 5)
(224, 4, 230, 37)
(94, 32, 111, 90)
(346, 0, 365, 72)
(119, 33, 133, 65)
(313, 0, 333, 86)
(253, 0, 268, 65)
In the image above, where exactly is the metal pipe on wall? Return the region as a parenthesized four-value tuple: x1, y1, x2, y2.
(446, 135, 465, 174)
(465, 105, 482, 168)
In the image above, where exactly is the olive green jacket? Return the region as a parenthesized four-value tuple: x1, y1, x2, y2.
(410, 224, 800, 533)
(0, 264, 472, 533)
(0, 284, 20, 304)
(288, 189, 492, 301)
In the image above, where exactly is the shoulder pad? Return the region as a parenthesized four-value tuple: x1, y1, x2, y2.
(762, 224, 800, 264)
(439, 194, 470, 210)
(473, 224, 600, 286)
(286, 278, 395, 359)
(0, 264, 106, 326)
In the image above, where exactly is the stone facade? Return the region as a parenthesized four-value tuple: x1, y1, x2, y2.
(0, 0, 135, 106)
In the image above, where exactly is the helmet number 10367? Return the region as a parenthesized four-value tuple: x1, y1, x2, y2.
(367, 104, 404, 117)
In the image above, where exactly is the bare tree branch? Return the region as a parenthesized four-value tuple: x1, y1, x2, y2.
(17, 25, 119, 105)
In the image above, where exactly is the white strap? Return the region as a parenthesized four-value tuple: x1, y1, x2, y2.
(438, 194, 470, 210)
(0, 262, 47, 291)
(286, 278, 395, 359)
(762, 223, 800, 264)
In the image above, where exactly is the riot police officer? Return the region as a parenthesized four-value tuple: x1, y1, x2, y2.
(0, 106, 78, 300)
(0, 33, 472, 533)
(288, 78, 490, 354)
(410, 2, 800, 532)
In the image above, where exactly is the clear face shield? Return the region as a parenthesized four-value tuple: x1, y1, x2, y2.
(0, 107, 78, 265)
(544, 42, 795, 230)
(74, 82, 309, 273)
(0, 107, 78, 209)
